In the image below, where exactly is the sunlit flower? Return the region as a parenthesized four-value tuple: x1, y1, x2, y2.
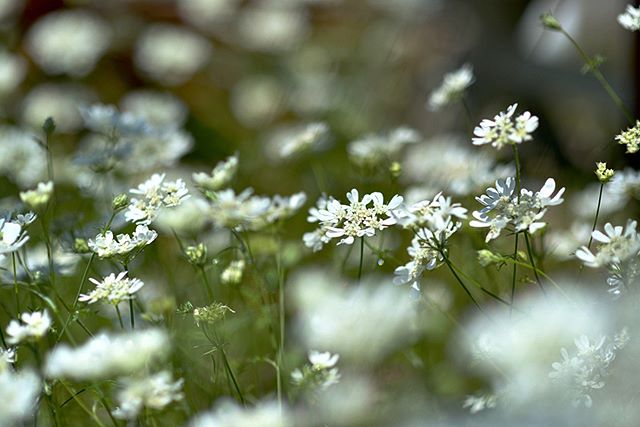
(427, 63, 474, 111)
(6, 310, 51, 345)
(112, 371, 184, 420)
(193, 155, 238, 192)
(472, 103, 539, 149)
(618, 4, 640, 31)
(20, 181, 53, 210)
(88, 225, 158, 259)
(80, 271, 144, 305)
(615, 120, 640, 153)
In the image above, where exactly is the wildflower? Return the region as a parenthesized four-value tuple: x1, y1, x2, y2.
(45, 328, 170, 380)
(80, 103, 150, 137)
(427, 63, 474, 111)
(348, 127, 420, 168)
(88, 224, 158, 259)
(0, 125, 47, 187)
(112, 194, 129, 211)
(0, 348, 15, 373)
(472, 103, 539, 149)
(595, 162, 615, 183)
(19, 181, 53, 210)
(120, 90, 188, 128)
(21, 83, 93, 133)
(126, 174, 190, 225)
(193, 154, 238, 191)
(192, 303, 235, 326)
(540, 12, 562, 31)
(549, 331, 627, 407)
(470, 177, 565, 242)
(463, 393, 497, 414)
(0, 218, 29, 254)
(0, 369, 41, 426)
(615, 120, 640, 153)
(112, 371, 184, 420)
(477, 249, 504, 267)
(267, 122, 330, 160)
(264, 192, 307, 224)
(237, 3, 308, 53)
(291, 351, 341, 391)
(220, 260, 245, 285)
(0, 49, 26, 95)
(15, 212, 37, 227)
(189, 400, 292, 427)
(6, 310, 51, 345)
(185, 243, 208, 267)
(25, 10, 110, 76)
(80, 271, 144, 305)
(134, 24, 211, 86)
(305, 189, 402, 247)
(618, 4, 640, 31)
(403, 135, 514, 197)
(291, 271, 417, 363)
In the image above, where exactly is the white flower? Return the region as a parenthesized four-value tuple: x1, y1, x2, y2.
(237, 4, 308, 53)
(618, 4, 640, 31)
(462, 393, 497, 414)
(21, 83, 94, 133)
(0, 125, 47, 186)
(80, 103, 150, 136)
(0, 218, 29, 254)
(348, 127, 420, 167)
(193, 154, 239, 191)
(472, 103, 539, 149)
(306, 189, 402, 247)
(428, 63, 474, 111)
(309, 351, 340, 370)
(25, 10, 110, 76)
(126, 174, 190, 225)
(576, 220, 640, 268)
(80, 271, 144, 305)
(615, 120, 640, 153)
(0, 369, 41, 426)
(0, 49, 26, 94)
(207, 188, 271, 230)
(267, 122, 330, 160)
(112, 371, 184, 420)
(6, 310, 51, 345)
(189, 400, 292, 427)
(120, 90, 188, 128)
(19, 181, 53, 209)
(470, 177, 565, 242)
(220, 260, 245, 285)
(0, 348, 15, 373)
(134, 24, 211, 86)
(45, 328, 170, 380)
(88, 225, 158, 259)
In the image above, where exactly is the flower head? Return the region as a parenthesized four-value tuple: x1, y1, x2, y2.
(615, 120, 640, 153)
(619, 4, 640, 31)
(472, 104, 539, 149)
(427, 64, 474, 111)
(6, 310, 51, 345)
(80, 271, 144, 305)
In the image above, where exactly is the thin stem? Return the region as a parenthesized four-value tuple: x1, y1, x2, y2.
(12, 253, 19, 314)
(440, 250, 483, 313)
(200, 267, 214, 301)
(446, 261, 512, 307)
(276, 241, 285, 414)
(129, 298, 135, 329)
(115, 305, 125, 330)
(511, 144, 522, 315)
(357, 237, 365, 283)
(587, 182, 604, 250)
(501, 257, 572, 302)
(559, 28, 633, 124)
(524, 232, 545, 295)
(57, 252, 95, 343)
(60, 382, 107, 427)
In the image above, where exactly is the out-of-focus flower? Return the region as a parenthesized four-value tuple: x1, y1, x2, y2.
(220, 260, 245, 285)
(348, 127, 421, 168)
(291, 350, 341, 391)
(0, 217, 29, 255)
(45, 328, 170, 380)
(20, 181, 53, 210)
(188, 400, 292, 427)
(266, 122, 330, 161)
(193, 155, 238, 192)
(0, 49, 25, 94)
(472, 103, 539, 149)
(237, 4, 308, 53)
(21, 84, 95, 133)
(618, 4, 640, 31)
(0, 126, 47, 186)
(427, 64, 474, 111)
(25, 10, 111, 76)
(6, 310, 51, 345)
(112, 371, 184, 420)
(134, 24, 211, 86)
(0, 369, 41, 426)
(231, 76, 285, 127)
(0, 348, 15, 373)
(178, 0, 239, 30)
(120, 90, 188, 128)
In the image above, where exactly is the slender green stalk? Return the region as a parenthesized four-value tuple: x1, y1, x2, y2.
(558, 27, 633, 124)
(115, 305, 125, 329)
(501, 256, 572, 301)
(587, 182, 604, 250)
(511, 144, 522, 314)
(357, 237, 365, 283)
(276, 241, 285, 413)
(440, 250, 483, 313)
(524, 232, 545, 295)
(60, 382, 107, 427)
(100, 397, 120, 427)
(129, 298, 135, 329)
(445, 260, 511, 307)
(200, 267, 214, 301)
(12, 253, 19, 314)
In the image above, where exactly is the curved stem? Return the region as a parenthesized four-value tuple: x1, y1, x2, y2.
(524, 232, 545, 295)
(357, 237, 365, 283)
(587, 183, 604, 250)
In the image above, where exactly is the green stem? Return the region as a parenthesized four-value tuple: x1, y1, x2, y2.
(276, 242, 285, 413)
(200, 267, 214, 301)
(524, 232, 545, 295)
(12, 253, 19, 314)
(440, 250, 483, 313)
(129, 298, 135, 329)
(587, 182, 604, 250)
(61, 382, 107, 427)
(559, 28, 633, 124)
(115, 305, 125, 330)
(511, 144, 522, 315)
(357, 237, 364, 283)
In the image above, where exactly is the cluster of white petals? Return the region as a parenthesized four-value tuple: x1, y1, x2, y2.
(472, 103, 539, 149)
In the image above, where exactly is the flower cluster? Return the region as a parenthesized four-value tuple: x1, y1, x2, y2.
(618, 4, 640, 31)
(576, 220, 640, 296)
(125, 173, 190, 225)
(595, 162, 615, 183)
(304, 189, 402, 250)
(291, 351, 341, 391)
(615, 120, 640, 153)
(112, 371, 184, 420)
(427, 63, 474, 111)
(393, 192, 467, 290)
(6, 310, 51, 345)
(347, 127, 420, 168)
(80, 271, 144, 305)
(0, 217, 29, 256)
(88, 225, 157, 259)
(19, 181, 53, 210)
(549, 330, 628, 407)
(472, 103, 539, 149)
(470, 177, 565, 242)
(193, 154, 238, 192)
